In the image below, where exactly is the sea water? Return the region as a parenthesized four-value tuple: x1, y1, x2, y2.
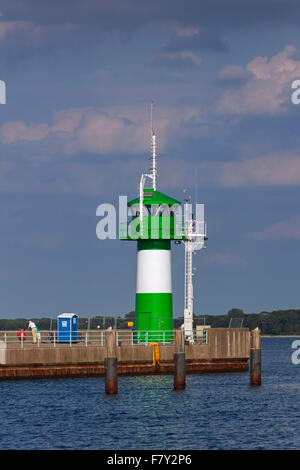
(0, 337, 299, 450)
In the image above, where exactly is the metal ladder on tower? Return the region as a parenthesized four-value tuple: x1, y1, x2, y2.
(183, 204, 207, 342)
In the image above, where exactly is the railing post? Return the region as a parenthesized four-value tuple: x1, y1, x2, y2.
(54, 331, 56, 348)
(85, 331, 88, 347)
(4, 332, 6, 348)
(70, 329, 72, 347)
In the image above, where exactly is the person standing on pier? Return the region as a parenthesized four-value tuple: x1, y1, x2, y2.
(28, 320, 37, 344)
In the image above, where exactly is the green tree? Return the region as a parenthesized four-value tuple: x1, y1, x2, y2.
(227, 308, 245, 317)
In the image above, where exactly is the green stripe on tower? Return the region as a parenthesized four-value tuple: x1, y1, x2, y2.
(137, 239, 170, 251)
(135, 293, 173, 342)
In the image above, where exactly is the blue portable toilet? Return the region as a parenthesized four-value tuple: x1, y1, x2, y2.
(57, 313, 78, 343)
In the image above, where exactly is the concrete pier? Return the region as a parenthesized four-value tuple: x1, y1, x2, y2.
(0, 328, 250, 380)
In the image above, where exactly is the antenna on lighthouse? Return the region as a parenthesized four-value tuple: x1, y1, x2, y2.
(139, 102, 158, 235)
(151, 101, 157, 191)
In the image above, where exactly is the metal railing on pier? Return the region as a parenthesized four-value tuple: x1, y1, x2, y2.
(0, 329, 208, 348)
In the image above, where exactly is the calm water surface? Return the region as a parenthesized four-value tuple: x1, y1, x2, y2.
(0, 337, 299, 449)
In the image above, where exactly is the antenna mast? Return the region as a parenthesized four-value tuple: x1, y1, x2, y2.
(139, 103, 158, 235)
(151, 101, 157, 191)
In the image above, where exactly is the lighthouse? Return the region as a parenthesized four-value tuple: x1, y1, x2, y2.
(120, 105, 187, 342)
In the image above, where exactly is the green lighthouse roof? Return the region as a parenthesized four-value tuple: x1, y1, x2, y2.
(128, 188, 181, 207)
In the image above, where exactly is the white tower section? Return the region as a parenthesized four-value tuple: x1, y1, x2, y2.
(184, 201, 207, 341)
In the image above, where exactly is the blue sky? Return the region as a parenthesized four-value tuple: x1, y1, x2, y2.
(0, 0, 300, 318)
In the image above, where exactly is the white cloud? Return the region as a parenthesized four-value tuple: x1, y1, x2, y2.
(51, 108, 85, 134)
(250, 215, 300, 241)
(216, 152, 300, 187)
(202, 251, 247, 269)
(0, 105, 201, 155)
(65, 111, 150, 155)
(151, 50, 202, 67)
(168, 50, 202, 65)
(0, 21, 30, 38)
(173, 25, 200, 37)
(0, 20, 51, 40)
(1, 121, 50, 144)
(158, 152, 300, 190)
(217, 45, 300, 115)
(218, 64, 252, 80)
(2, 110, 300, 193)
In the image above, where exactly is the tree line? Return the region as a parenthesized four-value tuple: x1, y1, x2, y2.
(0, 308, 300, 335)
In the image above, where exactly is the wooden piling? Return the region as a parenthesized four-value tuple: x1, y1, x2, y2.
(173, 329, 186, 390)
(250, 328, 261, 386)
(105, 329, 118, 394)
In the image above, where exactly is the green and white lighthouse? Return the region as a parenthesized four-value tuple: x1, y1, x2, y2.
(120, 107, 187, 342)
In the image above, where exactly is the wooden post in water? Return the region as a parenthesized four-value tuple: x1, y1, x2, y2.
(173, 328, 186, 390)
(250, 328, 261, 386)
(105, 329, 118, 394)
